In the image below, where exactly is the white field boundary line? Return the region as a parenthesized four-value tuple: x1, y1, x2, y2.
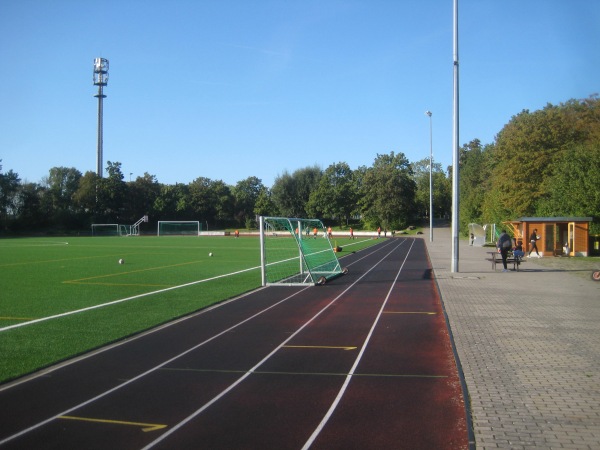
(0, 288, 266, 393)
(301, 238, 391, 270)
(302, 238, 416, 449)
(0, 265, 261, 333)
(141, 238, 408, 449)
(0, 238, 388, 333)
(0, 241, 69, 248)
(271, 238, 400, 285)
(338, 237, 399, 268)
(0, 286, 313, 447)
(329, 237, 375, 250)
(0, 241, 395, 387)
(0, 237, 404, 447)
(307, 238, 399, 275)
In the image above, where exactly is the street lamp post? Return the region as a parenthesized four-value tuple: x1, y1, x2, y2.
(452, 0, 460, 272)
(425, 111, 433, 242)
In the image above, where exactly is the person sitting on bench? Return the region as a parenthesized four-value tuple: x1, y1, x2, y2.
(513, 239, 525, 259)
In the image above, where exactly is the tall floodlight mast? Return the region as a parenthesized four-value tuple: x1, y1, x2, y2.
(452, 0, 460, 272)
(93, 58, 109, 178)
(425, 110, 433, 242)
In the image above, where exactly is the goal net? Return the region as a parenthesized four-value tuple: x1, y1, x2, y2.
(157, 221, 201, 236)
(91, 224, 119, 236)
(259, 216, 345, 286)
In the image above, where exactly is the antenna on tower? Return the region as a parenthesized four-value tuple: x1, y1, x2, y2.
(93, 58, 109, 178)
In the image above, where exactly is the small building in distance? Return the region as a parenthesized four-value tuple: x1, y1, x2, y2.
(504, 217, 593, 257)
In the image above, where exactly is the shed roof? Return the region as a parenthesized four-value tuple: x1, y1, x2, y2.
(515, 217, 592, 223)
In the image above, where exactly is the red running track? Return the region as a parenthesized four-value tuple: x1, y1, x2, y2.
(0, 238, 469, 449)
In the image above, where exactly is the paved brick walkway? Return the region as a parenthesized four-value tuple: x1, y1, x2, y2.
(422, 226, 600, 449)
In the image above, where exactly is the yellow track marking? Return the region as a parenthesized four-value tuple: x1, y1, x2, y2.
(0, 254, 120, 268)
(283, 345, 357, 351)
(63, 260, 202, 284)
(64, 282, 173, 287)
(58, 415, 167, 432)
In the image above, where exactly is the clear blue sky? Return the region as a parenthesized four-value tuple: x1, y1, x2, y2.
(1, 0, 598, 188)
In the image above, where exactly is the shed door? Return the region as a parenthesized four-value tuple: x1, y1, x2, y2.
(568, 222, 575, 256)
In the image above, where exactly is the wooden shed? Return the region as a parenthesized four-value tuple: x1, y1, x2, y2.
(504, 217, 593, 257)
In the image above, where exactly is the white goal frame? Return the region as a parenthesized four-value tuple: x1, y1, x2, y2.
(91, 223, 119, 236)
(157, 220, 201, 236)
(259, 216, 346, 286)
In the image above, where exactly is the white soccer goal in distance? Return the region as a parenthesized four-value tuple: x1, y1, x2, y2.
(92, 216, 149, 237)
(91, 224, 119, 236)
(157, 221, 202, 236)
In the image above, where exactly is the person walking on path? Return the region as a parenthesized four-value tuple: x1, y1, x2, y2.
(528, 228, 541, 257)
(497, 229, 513, 272)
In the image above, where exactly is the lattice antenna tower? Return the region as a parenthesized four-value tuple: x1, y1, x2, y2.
(93, 58, 109, 178)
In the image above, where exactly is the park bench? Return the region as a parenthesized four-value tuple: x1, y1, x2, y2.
(486, 251, 526, 271)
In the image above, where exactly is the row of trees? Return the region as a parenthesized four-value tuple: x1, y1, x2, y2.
(0, 153, 451, 234)
(2, 95, 598, 236)
(459, 95, 600, 234)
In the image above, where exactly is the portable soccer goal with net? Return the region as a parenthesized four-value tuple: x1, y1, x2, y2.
(259, 216, 347, 286)
(92, 216, 148, 237)
(91, 224, 120, 236)
(157, 221, 201, 236)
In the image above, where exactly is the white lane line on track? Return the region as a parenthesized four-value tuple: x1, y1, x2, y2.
(0, 238, 408, 447)
(141, 238, 410, 450)
(0, 238, 386, 334)
(338, 237, 398, 268)
(301, 238, 415, 449)
(0, 288, 266, 393)
(0, 237, 392, 333)
(0, 286, 310, 447)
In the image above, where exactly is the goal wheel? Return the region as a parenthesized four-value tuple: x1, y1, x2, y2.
(317, 276, 327, 285)
(342, 267, 349, 275)
(592, 270, 600, 282)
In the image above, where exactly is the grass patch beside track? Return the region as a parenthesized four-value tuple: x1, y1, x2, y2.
(0, 235, 380, 383)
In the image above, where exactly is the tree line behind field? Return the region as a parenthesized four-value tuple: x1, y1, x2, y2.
(0, 153, 433, 234)
(1, 96, 599, 235)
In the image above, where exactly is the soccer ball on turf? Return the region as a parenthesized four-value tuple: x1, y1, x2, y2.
(209, 252, 213, 257)
(118, 258, 124, 264)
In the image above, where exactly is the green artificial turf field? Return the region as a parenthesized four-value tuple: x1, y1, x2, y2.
(0, 234, 379, 384)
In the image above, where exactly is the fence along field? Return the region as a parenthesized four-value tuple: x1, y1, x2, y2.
(0, 234, 378, 384)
